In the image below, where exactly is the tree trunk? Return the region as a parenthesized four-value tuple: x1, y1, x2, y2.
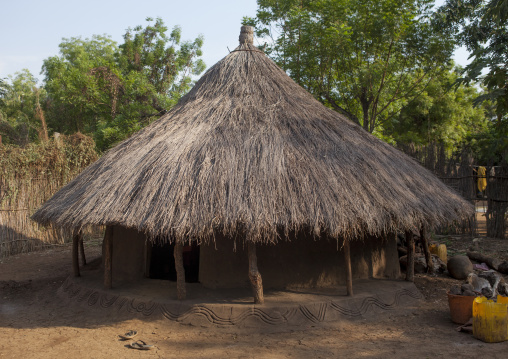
(405, 230, 414, 282)
(72, 230, 81, 277)
(248, 241, 264, 304)
(359, 90, 373, 132)
(103, 226, 113, 289)
(361, 100, 370, 131)
(78, 232, 86, 266)
(343, 239, 353, 296)
(174, 243, 186, 300)
(420, 225, 433, 274)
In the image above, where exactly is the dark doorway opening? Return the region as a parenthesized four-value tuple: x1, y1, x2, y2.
(149, 242, 200, 282)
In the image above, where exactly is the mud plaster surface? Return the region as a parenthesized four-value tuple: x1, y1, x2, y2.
(1, 245, 507, 358)
(58, 272, 422, 327)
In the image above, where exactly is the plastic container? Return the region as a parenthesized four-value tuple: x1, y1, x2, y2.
(429, 244, 447, 263)
(447, 292, 476, 324)
(473, 296, 508, 343)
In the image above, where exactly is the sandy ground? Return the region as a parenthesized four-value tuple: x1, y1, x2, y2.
(1, 239, 508, 358)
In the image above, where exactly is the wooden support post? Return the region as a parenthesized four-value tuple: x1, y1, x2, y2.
(405, 230, 415, 282)
(248, 241, 264, 304)
(103, 226, 113, 289)
(420, 225, 433, 274)
(78, 231, 86, 266)
(344, 239, 353, 296)
(72, 230, 81, 277)
(174, 242, 186, 300)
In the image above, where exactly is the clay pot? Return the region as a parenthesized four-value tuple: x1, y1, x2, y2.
(447, 291, 476, 324)
(447, 255, 473, 280)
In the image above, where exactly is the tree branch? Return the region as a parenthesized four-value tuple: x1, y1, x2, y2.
(321, 92, 361, 125)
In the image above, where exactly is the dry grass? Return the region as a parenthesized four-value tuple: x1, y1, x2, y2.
(32, 27, 473, 244)
(0, 133, 98, 256)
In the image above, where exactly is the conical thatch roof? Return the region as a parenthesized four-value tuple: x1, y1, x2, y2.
(32, 27, 473, 243)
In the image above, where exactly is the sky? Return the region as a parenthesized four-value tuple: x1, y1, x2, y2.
(0, 0, 471, 83)
(0, 0, 259, 82)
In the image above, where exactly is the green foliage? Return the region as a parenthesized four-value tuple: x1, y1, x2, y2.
(0, 70, 46, 146)
(42, 34, 119, 139)
(0, 78, 8, 105)
(437, 0, 508, 123)
(41, 17, 205, 151)
(465, 115, 508, 165)
(384, 65, 489, 150)
(246, 0, 455, 133)
(436, 1, 508, 163)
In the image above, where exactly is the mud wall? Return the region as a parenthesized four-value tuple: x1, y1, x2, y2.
(112, 226, 146, 281)
(199, 232, 400, 289)
(110, 226, 400, 289)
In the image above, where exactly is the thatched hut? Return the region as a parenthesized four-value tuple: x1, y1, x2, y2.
(32, 27, 472, 303)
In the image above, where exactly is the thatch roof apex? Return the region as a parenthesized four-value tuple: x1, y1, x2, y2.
(239, 25, 254, 45)
(32, 27, 473, 243)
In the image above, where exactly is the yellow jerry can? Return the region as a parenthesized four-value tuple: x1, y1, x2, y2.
(473, 296, 508, 343)
(429, 243, 447, 263)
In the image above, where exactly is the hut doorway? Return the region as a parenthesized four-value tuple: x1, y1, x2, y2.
(149, 242, 200, 282)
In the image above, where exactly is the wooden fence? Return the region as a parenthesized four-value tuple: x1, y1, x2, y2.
(399, 142, 508, 239)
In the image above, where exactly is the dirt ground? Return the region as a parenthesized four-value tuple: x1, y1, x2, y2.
(1, 236, 508, 358)
(434, 234, 508, 261)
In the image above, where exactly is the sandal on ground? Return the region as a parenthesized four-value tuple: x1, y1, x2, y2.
(119, 330, 138, 340)
(128, 340, 154, 350)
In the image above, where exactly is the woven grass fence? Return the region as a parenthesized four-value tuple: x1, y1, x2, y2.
(0, 133, 99, 257)
(399, 142, 508, 238)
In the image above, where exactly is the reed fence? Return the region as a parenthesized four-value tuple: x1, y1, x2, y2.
(0, 133, 99, 257)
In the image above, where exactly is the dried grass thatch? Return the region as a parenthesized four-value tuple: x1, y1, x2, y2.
(32, 27, 473, 244)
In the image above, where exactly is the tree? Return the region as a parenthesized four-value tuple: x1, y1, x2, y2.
(384, 65, 489, 150)
(437, 0, 508, 126)
(0, 70, 47, 145)
(245, 0, 455, 134)
(42, 18, 205, 151)
(436, 1, 508, 239)
(42, 35, 120, 138)
(0, 78, 8, 105)
(100, 17, 205, 149)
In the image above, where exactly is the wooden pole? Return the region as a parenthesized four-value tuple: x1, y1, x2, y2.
(72, 230, 81, 277)
(420, 225, 433, 274)
(248, 241, 264, 304)
(78, 231, 86, 266)
(103, 226, 113, 289)
(344, 239, 353, 296)
(174, 242, 186, 300)
(405, 230, 415, 282)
